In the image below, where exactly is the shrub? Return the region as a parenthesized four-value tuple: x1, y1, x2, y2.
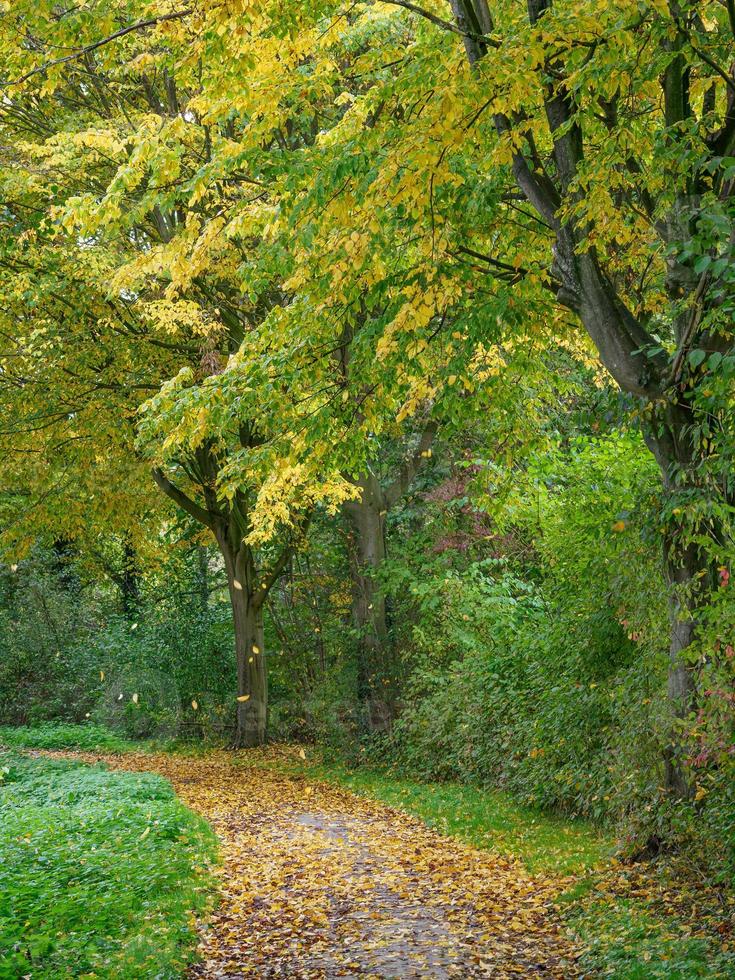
(374, 434, 735, 868)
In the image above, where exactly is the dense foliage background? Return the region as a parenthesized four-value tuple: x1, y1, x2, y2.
(3, 420, 733, 883)
(2, 3, 735, 958)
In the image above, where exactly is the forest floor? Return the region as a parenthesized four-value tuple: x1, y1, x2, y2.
(41, 747, 580, 979)
(7, 734, 734, 979)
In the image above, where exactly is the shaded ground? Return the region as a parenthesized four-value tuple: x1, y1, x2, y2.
(44, 750, 580, 978)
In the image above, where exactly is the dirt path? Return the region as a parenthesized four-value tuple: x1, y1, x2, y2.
(52, 749, 581, 978)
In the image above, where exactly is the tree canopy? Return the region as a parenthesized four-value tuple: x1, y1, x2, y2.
(2, 0, 735, 783)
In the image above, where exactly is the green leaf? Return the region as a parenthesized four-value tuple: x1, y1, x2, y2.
(688, 349, 706, 369)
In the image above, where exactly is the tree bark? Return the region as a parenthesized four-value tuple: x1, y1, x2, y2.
(662, 538, 700, 798)
(227, 572, 267, 748)
(343, 471, 390, 705)
(216, 523, 268, 748)
(342, 425, 437, 716)
(644, 414, 715, 798)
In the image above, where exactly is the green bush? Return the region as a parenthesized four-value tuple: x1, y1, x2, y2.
(383, 560, 657, 820)
(372, 435, 735, 862)
(0, 751, 217, 979)
(0, 546, 237, 741)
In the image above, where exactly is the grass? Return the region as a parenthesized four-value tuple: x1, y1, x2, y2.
(563, 893, 735, 978)
(0, 748, 217, 979)
(0, 722, 136, 754)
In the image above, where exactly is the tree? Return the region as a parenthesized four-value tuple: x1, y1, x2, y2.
(0, 6, 354, 744)
(7, 0, 727, 782)
(435, 0, 735, 795)
(222, 0, 735, 795)
(342, 423, 437, 711)
(143, 400, 318, 747)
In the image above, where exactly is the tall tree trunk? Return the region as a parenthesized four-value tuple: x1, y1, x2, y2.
(343, 472, 390, 705)
(218, 532, 268, 748)
(644, 414, 715, 797)
(662, 538, 700, 798)
(227, 574, 267, 748)
(341, 427, 437, 714)
(152, 454, 302, 751)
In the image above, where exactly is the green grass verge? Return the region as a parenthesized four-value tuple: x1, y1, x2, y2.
(0, 750, 217, 979)
(0, 722, 136, 753)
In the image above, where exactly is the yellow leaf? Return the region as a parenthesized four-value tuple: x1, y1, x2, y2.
(611, 520, 626, 532)
(299, 748, 306, 760)
(233, 579, 243, 591)
(132, 693, 139, 704)
(191, 700, 198, 710)
(100, 670, 105, 681)
(140, 826, 150, 839)
(237, 694, 250, 702)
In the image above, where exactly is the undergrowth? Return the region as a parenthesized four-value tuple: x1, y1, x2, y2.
(0, 721, 136, 754)
(0, 748, 217, 979)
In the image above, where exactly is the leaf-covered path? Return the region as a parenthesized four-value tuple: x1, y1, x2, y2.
(56, 750, 580, 978)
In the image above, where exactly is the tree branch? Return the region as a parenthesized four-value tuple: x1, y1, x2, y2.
(452, 245, 561, 295)
(667, 271, 711, 388)
(5, 9, 193, 87)
(251, 512, 313, 610)
(151, 467, 218, 531)
(381, 0, 497, 46)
